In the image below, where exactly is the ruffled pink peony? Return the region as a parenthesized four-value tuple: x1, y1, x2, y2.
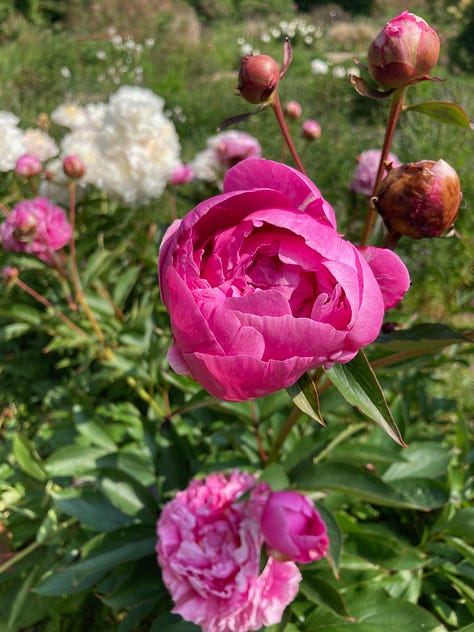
(349, 149, 401, 197)
(159, 158, 410, 401)
(0, 197, 72, 263)
(261, 490, 329, 564)
(156, 471, 301, 632)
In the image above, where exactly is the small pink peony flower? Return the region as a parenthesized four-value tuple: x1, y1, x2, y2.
(367, 11, 440, 89)
(285, 100, 302, 119)
(301, 119, 321, 140)
(261, 491, 329, 564)
(169, 162, 195, 186)
(15, 154, 42, 178)
(349, 149, 401, 197)
(0, 197, 72, 263)
(158, 158, 410, 401)
(156, 471, 301, 632)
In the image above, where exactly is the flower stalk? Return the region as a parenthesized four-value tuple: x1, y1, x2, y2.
(272, 91, 307, 175)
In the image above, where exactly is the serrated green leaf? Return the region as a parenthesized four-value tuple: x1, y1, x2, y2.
(286, 371, 325, 425)
(325, 350, 405, 446)
(405, 100, 474, 129)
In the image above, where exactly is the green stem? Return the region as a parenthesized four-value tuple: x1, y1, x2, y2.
(68, 181, 106, 344)
(126, 375, 165, 418)
(272, 91, 307, 175)
(313, 422, 366, 465)
(360, 86, 408, 247)
(0, 539, 41, 574)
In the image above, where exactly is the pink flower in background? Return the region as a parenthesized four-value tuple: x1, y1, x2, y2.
(159, 158, 410, 401)
(349, 149, 401, 196)
(261, 491, 329, 564)
(15, 154, 42, 178)
(169, 162, 195, 186)
(156, 471, 301, 632)
(301, 119, 321, 139)
(0, 197, 72, 263)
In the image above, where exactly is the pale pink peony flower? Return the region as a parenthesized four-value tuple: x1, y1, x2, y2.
(367, 11, 440, 89)
(0, 197, 72, 263)
(156, 471, 301, 632)
(159, 158, 410, 401)
(261, 490, 329, 564)
(285, 100, 302, 119)
(349, 149, 401, 196)
(15, 154, 43, 177)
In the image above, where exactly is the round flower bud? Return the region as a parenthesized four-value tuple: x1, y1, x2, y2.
(367, 11, 440, 89)
(2, 265, 19, 284)
(285, 100, 302, 119)
(238, 54, 280, 104)
(374, 159, 462, 239)
(261, 490, 329, 564)
(301, 119, 321, 140)
(63, 154, 86, 179)
(15, 154, 42, 178)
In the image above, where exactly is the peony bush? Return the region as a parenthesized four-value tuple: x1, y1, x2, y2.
(0, 8, 473, 632)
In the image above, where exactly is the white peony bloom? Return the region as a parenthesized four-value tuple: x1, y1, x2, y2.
(39, 158, 87, 205)
(0, 113, 26, 171)
(0, 111, 20, 127)
(22, 128, 59, 161)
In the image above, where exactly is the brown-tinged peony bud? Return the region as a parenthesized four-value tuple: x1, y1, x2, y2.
(367, 11, 440, 89)
(238, 54, 281, 104)
(63, 154, 86, 179)
(374, 159, 462, 239)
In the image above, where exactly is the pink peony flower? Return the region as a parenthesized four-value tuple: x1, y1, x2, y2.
(159, 158, 410, 401)
(261, 490, 329, 564)
(349, 149, 401, 197)
(15, 154, 42, 178)
(156, 471, 301, 632)
(0, 197, 72, 263)
(367, 11, 440, 89)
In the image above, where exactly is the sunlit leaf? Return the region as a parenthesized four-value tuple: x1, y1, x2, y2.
(286, 371, 325, 425)
(404, 100, 474, 129)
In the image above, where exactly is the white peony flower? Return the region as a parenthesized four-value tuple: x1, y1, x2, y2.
(22, 128, 59, 161)
(0, 112, 26, 171)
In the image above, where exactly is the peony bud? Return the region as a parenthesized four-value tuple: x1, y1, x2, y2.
(285, 100, 302, 119)
(169, 163, 195, 186)
(374, 159, 462, 239)
(261, 490, 329, 564)
(63, 154, 86, 179)
(1, 265, 19, 284)
(301, 119, 321, 140)
(238, 54, 281, 104)
(367, 11, 440, 89)
(15, 154, 42, 178)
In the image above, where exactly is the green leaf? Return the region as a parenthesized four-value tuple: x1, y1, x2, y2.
(51, 487, 133, 531)
(325, 350, 405, 446)
(12, 433, 48, 481)
(349, 73, 393, 99)
(286, 371, 325, 425)
(446, 507, 474, 541)
(382, 442, 451, 481)
(259, 463, 290, 490)
(35, 568, 107, 596)
(295, 462, 433, 510)
(404, 100, 474, 129)
(45, 445, 113, 477)
(112, 265, 142, 308)
(375, 323, 472, 354)
(317, 504, 343, 575)
(300, 575, 351, 618)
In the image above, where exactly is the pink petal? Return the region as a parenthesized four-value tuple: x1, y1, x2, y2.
(358, 246, 411, 309)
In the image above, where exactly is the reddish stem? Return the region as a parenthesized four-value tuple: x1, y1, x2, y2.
(271, 91, 307, 175)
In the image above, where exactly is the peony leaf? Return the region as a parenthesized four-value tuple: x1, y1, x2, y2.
(349, 74, 394, 99)
(404, 100, 474, 129)
(286, 371, 325, 426)
(217, 103, 268, 131)
(325, 350, 405, 446)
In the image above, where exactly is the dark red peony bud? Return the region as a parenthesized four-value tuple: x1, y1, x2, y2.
(374, 159, 462, 239)
(237, 54, 281, 104)
(367, 11, 440, 89)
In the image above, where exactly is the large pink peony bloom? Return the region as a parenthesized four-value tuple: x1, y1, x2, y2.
(159, 158, 410, 401)
(156, 471, 301, 632)
(0, 197, 72, 263)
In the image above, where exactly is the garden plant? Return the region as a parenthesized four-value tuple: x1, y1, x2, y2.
(0, 2, 473, 631)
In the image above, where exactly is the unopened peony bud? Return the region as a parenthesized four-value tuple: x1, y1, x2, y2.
(238, 54, 281, 104)
(63, 154, 86, 179)
(15, 154, 42, 178)
(375, 159, 462, 239)
(261, 490, 329, 564)
(285, 100, 302, 119)
(301, 119, 321, 140)
(367, 11, 440, 89)
(2, 265, 19, 284)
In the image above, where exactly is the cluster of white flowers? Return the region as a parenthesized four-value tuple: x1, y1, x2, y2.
(95, 28, 155, 87)
(263, 18, 323, 46)
(0, 112, 58, 172)
(48, 86, 181, 206)
(310, 58, 360, 79)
